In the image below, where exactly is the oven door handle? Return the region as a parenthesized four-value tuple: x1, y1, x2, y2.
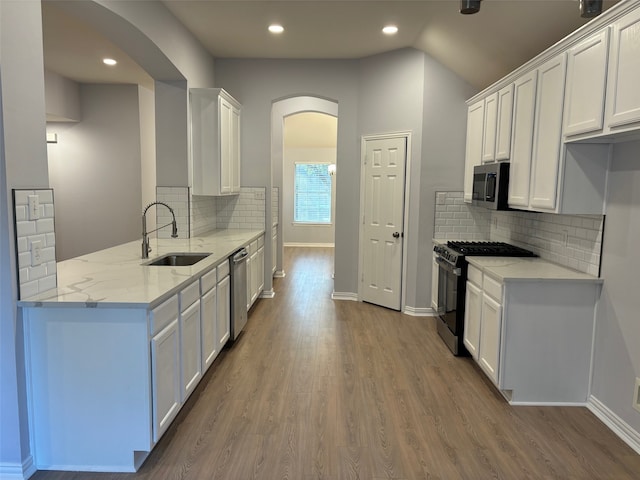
(435, 256, 462, 276)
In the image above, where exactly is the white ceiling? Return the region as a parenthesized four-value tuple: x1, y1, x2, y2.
(42, 0, 620, 91)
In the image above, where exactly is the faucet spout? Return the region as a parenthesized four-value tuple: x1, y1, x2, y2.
(142, 201, 178, 259)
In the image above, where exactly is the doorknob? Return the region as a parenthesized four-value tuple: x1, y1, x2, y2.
(392, 232, 400, 238)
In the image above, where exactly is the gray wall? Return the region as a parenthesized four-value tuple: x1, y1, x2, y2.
(47, 84, 143, 261)
(592, 140, 640, 434)
(216, 49, 475, 307)
(215, 58, 361, 295)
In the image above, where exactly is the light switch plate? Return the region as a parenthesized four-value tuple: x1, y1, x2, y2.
(31, 240, 43, 266)
(28, 195, 40, 220)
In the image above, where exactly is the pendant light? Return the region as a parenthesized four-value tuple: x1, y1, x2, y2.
(460, 0, 481, 15)
(579, 0, 603, 18)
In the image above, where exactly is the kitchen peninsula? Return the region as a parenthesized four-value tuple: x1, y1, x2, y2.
(18, 228, 264, 473)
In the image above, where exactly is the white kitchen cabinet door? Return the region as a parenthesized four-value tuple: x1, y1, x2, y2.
(481, 92, 498, 163)
(190, 88, 241, 196)
(200, 286, 217, 373)
(563, 29, 609, 136)
(463, 100, 485, 203)
(250, 249, 259, 306)
(530, 54, 567, 211)
(217, 274, 231, 349)
(231, 105, 241, 193)
(495, 84, 514, 161)
(180, 299, 202, 402)
(508, 70, 537, 208)
(479, 293, 502, 385)
(257, 245, 265, 295)
(151, 318, 180, 443)
(246, 252, 252, 310)
(463, 281, 482, 360)
(606, 6, 640, 129)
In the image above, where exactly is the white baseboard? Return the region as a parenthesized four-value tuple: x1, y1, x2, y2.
(331, 292, 358, 301)
(588, 395, 640, 455)
(259, 290, 275, 299)
(273, 270, 286, 278)
(0, 455, 36, 479)
(403, 306, 437, 317)
(284, 243, 335, 248)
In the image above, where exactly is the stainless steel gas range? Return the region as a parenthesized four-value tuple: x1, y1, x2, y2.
(433, 241, 537, 356)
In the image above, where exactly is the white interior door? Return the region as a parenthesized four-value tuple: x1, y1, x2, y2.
(361, 135, 407, 310)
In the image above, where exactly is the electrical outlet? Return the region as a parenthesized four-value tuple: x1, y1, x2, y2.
(633, 378, 640, 414)
(28, 195, 40, 220)
(31, 240, 43, 266)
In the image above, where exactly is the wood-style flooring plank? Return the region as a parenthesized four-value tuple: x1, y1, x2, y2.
(31, 247, 640, 480)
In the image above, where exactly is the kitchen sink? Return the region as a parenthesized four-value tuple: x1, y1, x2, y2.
(144, 252, 211, 267)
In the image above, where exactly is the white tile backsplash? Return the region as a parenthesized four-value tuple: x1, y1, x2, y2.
(272, 187, 279, 227)
(156, 186, 190, 239)
(216, 187, 266, 230)
(433, 191, 604, 276)
(433, 191, 490, 240)
(491, 210, 603, 276)
(13, 189, 57, 299)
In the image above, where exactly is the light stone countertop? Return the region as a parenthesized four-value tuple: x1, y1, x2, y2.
(18, 228, 264, 309)
(466, 256, 602, 283)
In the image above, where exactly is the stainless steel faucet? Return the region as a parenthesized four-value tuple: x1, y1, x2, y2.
(142, 201, 178, 259)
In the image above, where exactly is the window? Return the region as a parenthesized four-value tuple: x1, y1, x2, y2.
(294, 163, 332, 224)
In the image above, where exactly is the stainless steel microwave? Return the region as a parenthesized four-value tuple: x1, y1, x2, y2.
(472, 162, 510, 210)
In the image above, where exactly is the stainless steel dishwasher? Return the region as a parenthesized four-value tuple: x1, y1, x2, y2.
(230, 248, 249, 341)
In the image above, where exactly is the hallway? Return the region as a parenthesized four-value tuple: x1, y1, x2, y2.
(33, 247, 640, 479)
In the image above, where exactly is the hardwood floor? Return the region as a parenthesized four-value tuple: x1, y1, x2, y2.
(33, 247, 640, 479)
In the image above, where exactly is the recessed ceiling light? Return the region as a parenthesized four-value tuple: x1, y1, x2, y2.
(268, 24, 284, 34)
(382, 25, 398, 35)
(103, 58, 117, 66)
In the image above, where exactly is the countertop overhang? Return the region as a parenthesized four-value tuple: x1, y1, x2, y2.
(18, 228, 264, 309)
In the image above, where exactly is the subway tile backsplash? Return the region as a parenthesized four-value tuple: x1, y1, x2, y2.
(156, 186, 266, 237)
(433, 191, 490, 240)
(13, 189, 57, 299)
(434, 191, 604, 276)
(491, 210, 603, 276)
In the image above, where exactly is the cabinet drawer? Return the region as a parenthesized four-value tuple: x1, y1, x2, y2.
(201, 268, 217, 294)
(217, 258, 230, 279)
(180, 280, 200, 311)
(151, 294, 179, 335)
(257, 235, 264, 249)
(483, 274, 503, 301)
(468, 264, 483, 286)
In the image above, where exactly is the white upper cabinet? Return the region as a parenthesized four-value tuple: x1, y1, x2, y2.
(606, 6, 640, 130)
(563, 29, 610, 137)
(190, 88, 241, 196)
(463, 100, 484, 203)
(495, 84, 514, 161)
(481, 92, 498, 163)
(507, 70, 537, 208)
(530, 54, 567, 211)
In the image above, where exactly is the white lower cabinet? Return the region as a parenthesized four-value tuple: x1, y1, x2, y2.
(246, 235, 265, 309)
(200, 269, 218, 373)
(464, 260, 601, 404)
(180, 283, 202, 402)
(217, 271, 231, 349)
(151, 301, 180, 443)
(478, 290, 502, 384)
(463, 280, 481, 360)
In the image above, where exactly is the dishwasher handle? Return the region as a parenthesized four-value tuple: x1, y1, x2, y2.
(232, 248, 249, 263)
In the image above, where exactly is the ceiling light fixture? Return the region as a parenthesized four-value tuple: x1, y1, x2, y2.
(268, 24, 284, 34)
(382, 25, 398, 35)
(579, 0, 603, 18)
(103, 58, 117, 66)
(460, 0, 482, 15)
